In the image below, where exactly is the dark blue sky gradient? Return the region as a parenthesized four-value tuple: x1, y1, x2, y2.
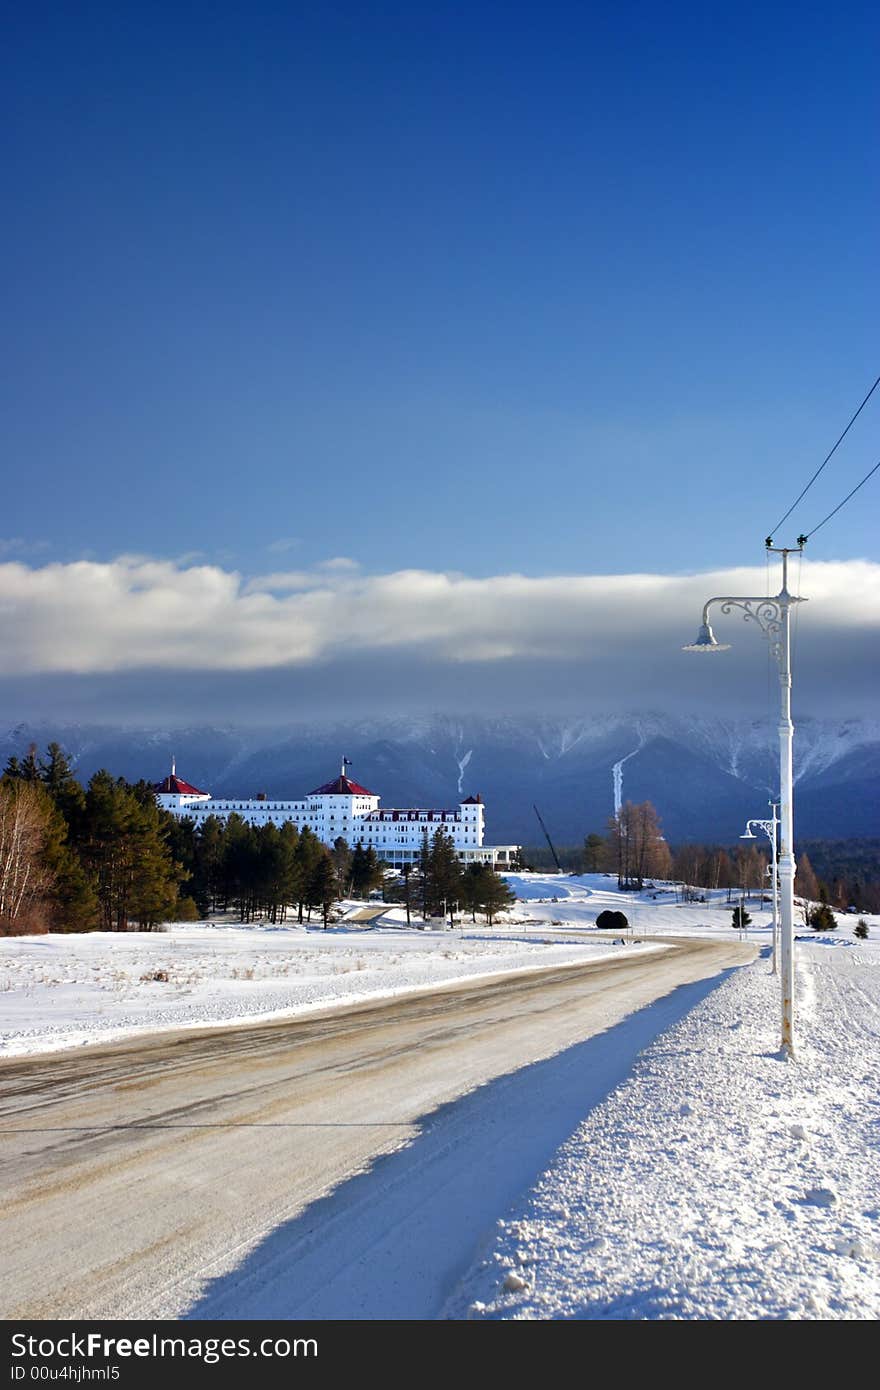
(2, 1, 877, 575)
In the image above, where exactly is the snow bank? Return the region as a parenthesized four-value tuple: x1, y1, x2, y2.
(448, 942, 880, 1320)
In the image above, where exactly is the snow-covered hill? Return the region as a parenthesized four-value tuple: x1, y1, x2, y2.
(2, 712, 878, 842)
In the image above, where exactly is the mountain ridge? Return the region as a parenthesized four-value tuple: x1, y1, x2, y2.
(2, 713, 877, 844)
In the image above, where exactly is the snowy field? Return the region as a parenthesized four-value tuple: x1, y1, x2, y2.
(0, 914, 647, 1058)
(1, 873, 871, 1060)
(502, 871, 818, 939)
(447, 939, 880, 1320)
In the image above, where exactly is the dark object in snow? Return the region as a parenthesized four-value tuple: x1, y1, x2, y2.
(596, 909, 629, 931)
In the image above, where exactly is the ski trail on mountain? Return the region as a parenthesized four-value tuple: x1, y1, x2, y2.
(612, 727, 646, 815)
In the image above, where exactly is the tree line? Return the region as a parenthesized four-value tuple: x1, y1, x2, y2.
(0, 744, 517, 934)
(524, 800, 879, 914)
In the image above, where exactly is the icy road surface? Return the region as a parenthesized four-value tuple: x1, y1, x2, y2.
(0, 938, 751, 1320)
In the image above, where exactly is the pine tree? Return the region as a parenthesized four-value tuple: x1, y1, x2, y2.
(308, 853, 338, 928)
(38, 742, 86, 834)
(192, 815, 226, 914)
(255, 822, 285, 921)
(426, 829, 462, 924)
(854, 918, 869, 940)
(295, 827, 326, 923)
(400, 862, 414, 927)
(582, 833, 606, 873)
(459, 863, 484, 922)
(277, 821, 302, 922)
(477, 867, 516, 925)
(220, 814, 257, 920)
(331, 837, 352, 898)
(732, 905, 751, 931)
(417, 828, 432, 922)
(81, 771, 183, 930)
(808, 901, 837, 932)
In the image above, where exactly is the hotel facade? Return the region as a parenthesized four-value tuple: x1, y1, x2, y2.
(154, 760, 520, 869)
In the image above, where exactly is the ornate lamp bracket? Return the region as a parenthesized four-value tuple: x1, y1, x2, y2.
(703, 596, 789, 663)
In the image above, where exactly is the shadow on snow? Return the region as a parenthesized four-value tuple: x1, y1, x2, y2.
(183, 965, 743, 1321)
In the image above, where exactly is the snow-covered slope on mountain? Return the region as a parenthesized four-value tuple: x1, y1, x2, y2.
(2, 713, 878, 842)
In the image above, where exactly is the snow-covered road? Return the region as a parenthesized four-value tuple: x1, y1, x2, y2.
(0, 939, 751, 1320)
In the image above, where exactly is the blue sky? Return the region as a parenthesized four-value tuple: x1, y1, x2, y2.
(0, 3, 877, 724)
(2, 0, 877, 579)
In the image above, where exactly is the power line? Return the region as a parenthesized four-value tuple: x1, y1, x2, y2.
(801, 457, 880, 539)
(768, 371, 880, 535)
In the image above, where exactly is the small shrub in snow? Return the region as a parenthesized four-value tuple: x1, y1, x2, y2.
(596, 909, 628, 931)
(854, 918, 869, 940)
(808, 903, 837, 932)
(731, 906, 751, 930)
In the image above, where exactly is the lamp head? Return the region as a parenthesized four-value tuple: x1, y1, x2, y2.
(682, 622, 731, 653)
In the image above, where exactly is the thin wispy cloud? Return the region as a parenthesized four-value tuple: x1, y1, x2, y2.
(265, 537, 301, 555)
(0, 538, 51, 558)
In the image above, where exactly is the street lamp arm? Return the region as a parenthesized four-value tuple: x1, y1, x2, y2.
(704, 594, 781, 637)
(744, 819, 775, 836)
(702, 593, 806, 660)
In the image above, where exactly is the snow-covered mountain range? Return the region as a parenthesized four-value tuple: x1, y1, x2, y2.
(3, 714, 878, 844)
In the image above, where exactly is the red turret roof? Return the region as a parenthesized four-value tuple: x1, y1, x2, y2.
(153, 774, 208, 796)
(309, 774, 377, 797)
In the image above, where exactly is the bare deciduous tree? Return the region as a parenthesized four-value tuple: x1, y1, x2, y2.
(0, 782, 55, 933)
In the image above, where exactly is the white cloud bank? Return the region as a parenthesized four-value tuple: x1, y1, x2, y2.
(0, 555, 876, 676)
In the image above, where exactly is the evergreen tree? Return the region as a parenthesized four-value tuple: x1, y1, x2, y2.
(425, 829, 462, 923)
(220, 814, 256, 920)
(255, 821, 285, 921)
(476, 866, 515, 925)
(308, 853, 338, 928)
(854, 918, 869, 940)
(732, 905, 751, 931)
(39, 742, 87, 839)
(582, 833, 606, 873)
(416, 828, 432, 922)
(459, 863, 484, 922)
(400, 862, 414, 926)
(459, 863, 516, 924)
(331, 836, 353, 897)
(294, 827, 326, 923)
(81, 771, 183, 930)
(40, 796, 100, 933)
(808, 901, 837, 932)
(277, 821, 302, 922)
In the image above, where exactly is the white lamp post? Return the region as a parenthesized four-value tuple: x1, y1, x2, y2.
(741, 803, 780, 975)
(683, 544, 805, 1057)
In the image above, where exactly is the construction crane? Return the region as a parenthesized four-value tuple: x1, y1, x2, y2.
(533, 804, 562, 873)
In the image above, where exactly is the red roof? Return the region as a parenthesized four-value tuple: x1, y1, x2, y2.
(309, 774, 377, 797)
(153, 774, 208, 796)
(461, 794, 483, 804)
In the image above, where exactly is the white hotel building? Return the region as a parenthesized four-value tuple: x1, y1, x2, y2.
(154, 760, 520, 869)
